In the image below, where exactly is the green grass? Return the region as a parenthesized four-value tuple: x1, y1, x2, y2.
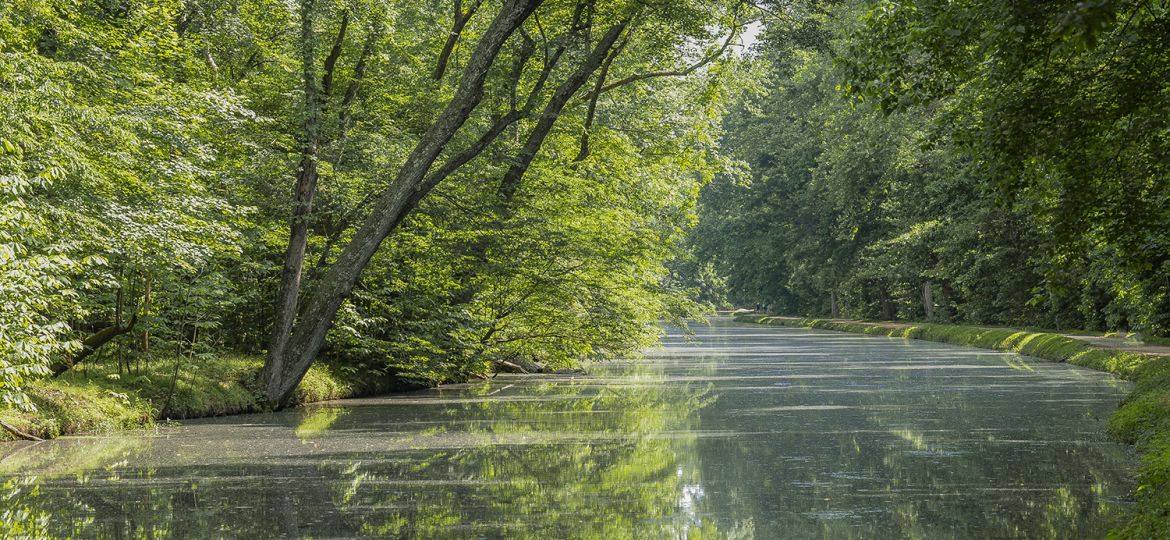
(735, 314, 1170, 538)
(1146, 335, 1170, 347)
(0, 354, 399, 441)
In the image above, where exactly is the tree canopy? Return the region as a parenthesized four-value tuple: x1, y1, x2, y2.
(1, 0, 749, 407)
(693, 0, 1170, 336)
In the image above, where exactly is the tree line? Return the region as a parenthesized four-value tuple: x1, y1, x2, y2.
(693, 0, 1170, 337)
(0, 0, 749, 410)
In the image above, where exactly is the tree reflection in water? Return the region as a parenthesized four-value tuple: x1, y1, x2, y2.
(0, 322, 1135, 538)
(0, 362, 740, 538)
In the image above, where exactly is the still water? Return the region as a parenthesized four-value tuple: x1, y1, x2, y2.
(0, 320, 1135, 538)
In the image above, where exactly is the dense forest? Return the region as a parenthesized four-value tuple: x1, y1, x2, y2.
(0, 0, 750, 410)
(693, 0, 1170, 337)
(3, 0, 1167, 404)
(3, 0, 1168, 405)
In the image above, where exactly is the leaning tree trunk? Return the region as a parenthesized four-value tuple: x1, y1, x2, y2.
(260, 0, 543, 409)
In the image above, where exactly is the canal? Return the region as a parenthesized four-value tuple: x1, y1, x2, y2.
(0, 319, 1134, 538)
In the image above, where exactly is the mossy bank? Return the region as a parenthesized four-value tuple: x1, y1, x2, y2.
(0, 355, 422, 442)
(735, 314, 1170, 537)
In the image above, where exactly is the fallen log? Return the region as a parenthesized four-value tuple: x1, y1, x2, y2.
(0, 419, 43, 441)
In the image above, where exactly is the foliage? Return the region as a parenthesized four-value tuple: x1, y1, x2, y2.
(0, 0, 259, 407)
(1, 0, 744, 406)
(841, 0, 1170, 333)
(0, 167, 85, 409)
(693, 0, 1170, 336)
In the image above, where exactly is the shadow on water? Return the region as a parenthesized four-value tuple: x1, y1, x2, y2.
(0, 319, 1135, 538)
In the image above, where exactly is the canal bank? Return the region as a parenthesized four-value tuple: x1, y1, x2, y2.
(736, 313, 1170, 536)
(0, 356, 427, 442)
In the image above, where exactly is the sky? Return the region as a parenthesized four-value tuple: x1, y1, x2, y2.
(739, 20, 763, 53)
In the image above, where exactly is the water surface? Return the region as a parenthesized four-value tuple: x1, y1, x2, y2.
(0, 319, 1135, 538)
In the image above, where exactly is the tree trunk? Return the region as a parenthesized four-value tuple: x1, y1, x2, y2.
(0, 420, 42, 441)
(51, 312, 139, 376)
(923, 280, 934, 321)
(879, 286, 894, 320)
(159, 326, 196, 419)
(260, 0, 543, 409)
(267, 5, 351, 396)
(140, 272, 152, 355)
(830, 289, 840, 318)
(267, 0, 329, 388)
(115, 284, 124, 375)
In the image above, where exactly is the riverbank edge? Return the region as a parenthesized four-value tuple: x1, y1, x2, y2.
(0, 355, 429, 443)
(734, 314, 1170, 536)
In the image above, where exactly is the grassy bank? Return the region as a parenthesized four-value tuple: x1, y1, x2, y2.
(0, 355, 414, 442)
(735, 314, 1170, 537)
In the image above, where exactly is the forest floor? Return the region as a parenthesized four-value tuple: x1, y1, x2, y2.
(735, 313, 1170, 536)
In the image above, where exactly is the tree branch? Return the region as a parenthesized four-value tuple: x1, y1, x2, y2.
(575, 33, 627, 161)
(321, 11, 350, 96)
(51, 312, 140, 377)
(498, 19, 630, 201)
(424, 20, 569, 188)
(433, 0, 487, 81)
(597, 18, 739, 95)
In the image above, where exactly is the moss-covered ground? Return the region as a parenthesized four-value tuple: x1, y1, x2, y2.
(0, 355, 407, 441)
(735, 314, 1170, 537)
